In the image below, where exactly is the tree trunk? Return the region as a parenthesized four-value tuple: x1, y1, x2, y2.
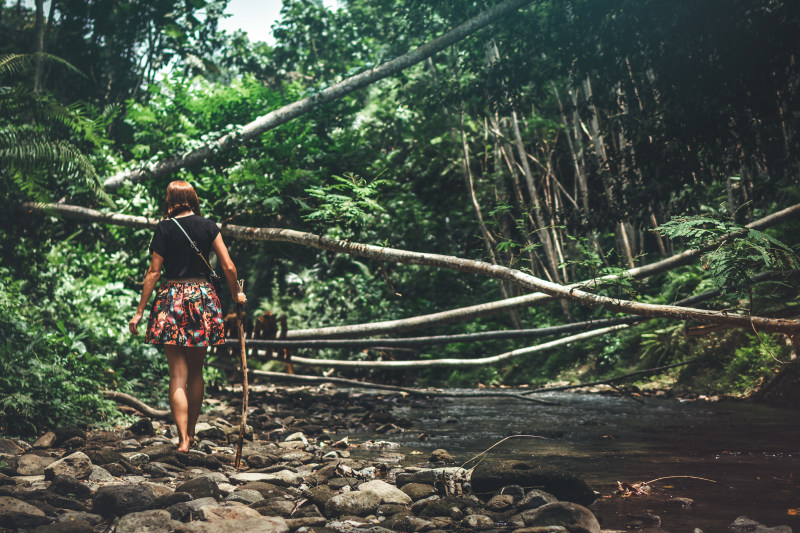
(23, 202, 800, 334)
(32, 0, 44, 93)
(102, 0, 537, 190)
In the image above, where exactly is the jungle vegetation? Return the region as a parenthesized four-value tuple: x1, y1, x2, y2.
(1, 0, 800, 437)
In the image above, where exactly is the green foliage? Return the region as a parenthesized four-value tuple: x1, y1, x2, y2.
(657, 215, 799, 300)
(303, 173, 389, 233)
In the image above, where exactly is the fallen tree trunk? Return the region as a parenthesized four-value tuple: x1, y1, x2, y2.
(217, 366, 555, 404)
(102, 390, 171, 419)
(102, 0, 536, 189)
(24, 202, 800, 333)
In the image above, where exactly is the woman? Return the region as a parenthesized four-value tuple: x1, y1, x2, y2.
(128, 180, 246, 452)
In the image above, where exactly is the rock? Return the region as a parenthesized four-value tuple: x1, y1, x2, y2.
(0, 495, 48, 529)
(462, 514, 496, 529)
(429, 449, 454, 464)
(138, 444, 175, 461)
(101, 463, 128, 478)
(30, 520, 95, 533)
(129, 418, 156, 436)
(92, 484, 155, 517)
(512, 527, 569, 532)
(62, 437, 86, 450)
(0, 473, 13, 486)
(401, 482, 437, 501)
(44, 452, 93, 481)
(224, 489, 264, 505)
(284, 517, 327, 529)
(143, 463, 171, 477)
(50, 475, 92, 499)
(243, 454, 276, 469)
(325, 490, 382, 517)
(395, 470, 438, 486)
(277, 450, 315, 463)
(117, 509, 176, 533)
(230, 470, 303, 487)
(54, 428, 87, 446)
(176, 476, 221, 500)
(200, 501, 262, 521)
(155, 492, 193, 509)
(419, 495, 483, 518)
(196, 426, 226, 440)
(33, 433, 58, 449)
(729, 516, 793, 533)
(16, 454, 56, 476)
(125, 452, 150, 466)
(471, 460, 596, 506)
(237, 482, 295, 499)
(487, 493, 515, 511)
(54, 511, 104, 526)
(377, 503, 410, 516)
(522, 502, 600, 533)
(175, 451, 207, 467)
(411, 494, 439, 514)
(665, 497, 694, 509)
(625, 512, 661, 528)
(251, 497, 297, 517)
(166, 497, 217, 521)
(174, 517, 288, 533)
(358, 479, 412, 505)
(44, 491, 88, 511)
(518, 489, 558, 511)
(305, 485, 336, 508)
(0, 439, 24, 455)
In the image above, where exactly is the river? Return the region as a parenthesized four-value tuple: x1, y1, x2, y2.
(354, 391, 800, 531)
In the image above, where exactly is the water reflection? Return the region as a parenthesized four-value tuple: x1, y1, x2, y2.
(354, 392, 800, 531)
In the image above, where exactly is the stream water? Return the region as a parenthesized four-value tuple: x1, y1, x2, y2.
(356, 391, 800, 532)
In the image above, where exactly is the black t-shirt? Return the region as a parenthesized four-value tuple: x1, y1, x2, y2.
(149, 215, 220, 279)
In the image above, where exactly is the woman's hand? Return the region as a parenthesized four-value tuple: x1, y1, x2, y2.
(129, 312, 143, 336)
(234, 292, 247, 305)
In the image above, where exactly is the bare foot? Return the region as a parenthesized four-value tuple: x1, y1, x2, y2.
(177, 438, 191, 453)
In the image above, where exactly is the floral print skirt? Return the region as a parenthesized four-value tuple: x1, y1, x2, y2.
(145, 281, 225, 346)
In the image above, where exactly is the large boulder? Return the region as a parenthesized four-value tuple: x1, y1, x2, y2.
(116, 509, 178, 533)
(16, 454, 56, 476)
(176, 476, 221, 500)
(471, 460, 596, 506)
(521, 502, 601, 533)
(358, 480, 412, 505)
(0, 496, 49, 529)
(44, 452, 93, 481)
(324, 490, 381, 517)
(92, 484, 155, 517)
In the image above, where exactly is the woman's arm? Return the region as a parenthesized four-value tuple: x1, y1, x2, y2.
(212, 233, 246, 304)
(129, 252, 164, 335)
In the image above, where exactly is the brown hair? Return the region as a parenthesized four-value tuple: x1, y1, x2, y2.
(164, 180, 201, 218)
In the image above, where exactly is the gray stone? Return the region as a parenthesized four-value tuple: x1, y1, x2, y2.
(92, 484, 155, 517)
(176, 476, 221, 500)
(325, 490, 381, 517)
(304, 485, 336, 508)
(125, 453, 150, 466)
(401, 482, 437, 501)
(486, 493, 515, 511)
(462, 514, 495, 530)
(154, 491, 192, 509)
(395, 470, 437, 487)
(0, 495, 48, 529)
(522, 502, 601, 533)
(117, 509, 176, 533)
(17, 454, 56, 476)
(44, 452, 93, 481)
(224, 489, 264, 505)
(88, 466, 115, 482)
(54, 511, 104, 526)
(251, 497, 295, 517)
(175, 517, 288, 533)
(200, 501, 262, 521)
(359, 479, 412, 505)
(519, 489, 558, 511)
(410, 494, 439, 514)
(729, 516, 793, 533)
(277, 450, 315, 463)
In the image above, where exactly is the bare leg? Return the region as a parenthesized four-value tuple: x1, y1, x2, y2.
(165, 345, 191, 452)
(185, 346, 207, 445)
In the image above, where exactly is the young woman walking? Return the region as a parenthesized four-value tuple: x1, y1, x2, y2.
(128, 180, 246, 452)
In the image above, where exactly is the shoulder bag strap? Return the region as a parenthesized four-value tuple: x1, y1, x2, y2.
(170, 217, 215, 274)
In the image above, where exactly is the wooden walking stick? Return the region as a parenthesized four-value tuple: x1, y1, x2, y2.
(233, 279, 249, 470)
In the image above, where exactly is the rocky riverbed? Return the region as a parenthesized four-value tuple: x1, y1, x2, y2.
(0, 384, 794, 533)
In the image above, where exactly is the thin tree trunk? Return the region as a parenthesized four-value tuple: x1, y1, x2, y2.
(33, 0, 44, 93)
(24, 202, 800, 334)
(102, 0, 536, 189)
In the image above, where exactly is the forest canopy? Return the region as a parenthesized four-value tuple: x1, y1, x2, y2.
(1, 0, 800, 436)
